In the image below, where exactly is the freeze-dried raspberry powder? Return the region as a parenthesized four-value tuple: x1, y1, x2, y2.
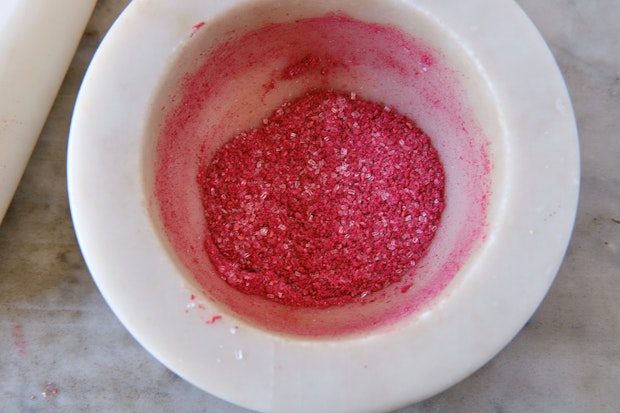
(198, 90, 445, 307)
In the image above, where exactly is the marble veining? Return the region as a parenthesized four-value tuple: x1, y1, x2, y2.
(0, 0, 618, 412)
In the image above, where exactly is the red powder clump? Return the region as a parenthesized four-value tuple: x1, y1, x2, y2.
(198, 90, 445, 307)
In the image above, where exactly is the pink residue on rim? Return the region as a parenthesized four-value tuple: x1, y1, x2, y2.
(190, 21, 205, 38)
(153, 13, 491, 337)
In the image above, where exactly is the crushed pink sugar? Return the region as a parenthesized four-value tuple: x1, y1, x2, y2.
(198, 89, 445, 307)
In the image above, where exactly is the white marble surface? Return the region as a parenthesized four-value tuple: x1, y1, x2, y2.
(0, 0, 617, 412)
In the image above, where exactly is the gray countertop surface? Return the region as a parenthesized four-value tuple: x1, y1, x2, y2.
(1, 0, 618, 412)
